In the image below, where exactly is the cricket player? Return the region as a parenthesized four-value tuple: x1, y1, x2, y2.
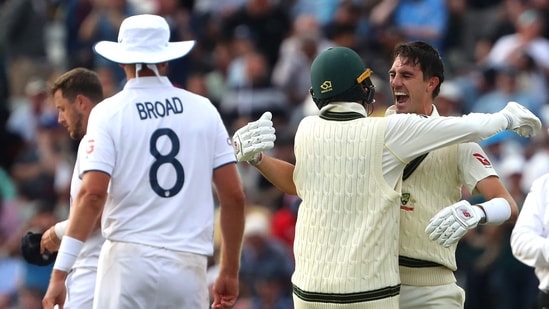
(39, 67, 105, 309)
(387, 41, 518, 309)
(511, 172, 549, 309)
(42, 14, 246, 309)
(232, 46, 541, 308)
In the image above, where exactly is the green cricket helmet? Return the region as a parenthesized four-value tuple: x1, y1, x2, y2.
(309, 46, 375, 109)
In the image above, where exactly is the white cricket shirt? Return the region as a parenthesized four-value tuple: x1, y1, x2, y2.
(390, 106, 499, 284)
(511, 173, 549, 291)
(81, 76, 235, 255)
(71, 137, 105, 269)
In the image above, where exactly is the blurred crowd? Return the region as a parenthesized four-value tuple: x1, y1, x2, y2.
(0, 0, 548, 308)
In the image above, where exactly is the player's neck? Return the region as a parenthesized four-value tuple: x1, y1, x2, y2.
(417, 103, 434, 116)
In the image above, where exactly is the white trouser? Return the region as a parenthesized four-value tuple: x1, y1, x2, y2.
(65, 266, 96, 309)
(93, 240, 209, 309)
(400, 283, 465, 309)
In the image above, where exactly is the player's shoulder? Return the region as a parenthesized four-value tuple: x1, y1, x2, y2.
(457, 141, 483, 151)
(532, 173, 549, 188)
(174, 88, 218, 113)
(92, 93, 125, 115)
(386, 112, 428, 126)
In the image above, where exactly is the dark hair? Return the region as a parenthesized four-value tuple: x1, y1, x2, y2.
(392, 41, 445, 98)
(50, 68, 104, 104)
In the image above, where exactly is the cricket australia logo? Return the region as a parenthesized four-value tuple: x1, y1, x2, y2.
(400, 193, 415, 211)
(320, 81, 333, 94)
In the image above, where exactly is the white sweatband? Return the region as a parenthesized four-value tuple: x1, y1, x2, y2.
(53, 236, 84, 272)
(478, 197, 511, 225)
(54, 220, 68, 239)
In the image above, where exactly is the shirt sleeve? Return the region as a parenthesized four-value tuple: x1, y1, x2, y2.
(384, 112, 508, 164)
(511, 174, 549, 268)
(213, 111, 237, 168)
(80, 105, 116, 176)
(458, 142, 499, 194)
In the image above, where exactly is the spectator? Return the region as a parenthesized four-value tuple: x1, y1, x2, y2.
(239, 209, 294, 308)
(61, 0, 94, 69)
(434, 80, 464, 116)
(484, 9, 549, 76)
(220, 0, 292, 68)
(0, 0, 52, 99)
(472, 65, 543, 138)
(79, 0, 137, 85)
(220, 50, 289, 132)
(369, 0, 448, 53)
(272, 14, 333, 107)
(6, 78, 51, 145)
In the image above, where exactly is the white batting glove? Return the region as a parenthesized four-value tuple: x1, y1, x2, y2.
(425, 200, 485, 248)
(499, 101, 541, 138)
(232, 112, 276, 165)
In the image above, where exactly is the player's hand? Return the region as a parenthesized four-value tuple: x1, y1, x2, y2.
(425, 200, 485, 247)
(499, 101, 541, 138)
(20, 231, 57, 266)
(211, 273, 239, 309)
(42, 271, 67, 309)
(232, 112, 276, 165)
(41, 226, 61, 254)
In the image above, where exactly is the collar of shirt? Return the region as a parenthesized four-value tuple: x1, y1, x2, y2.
(320, 102, 367, 116)
(123, 76, 173, 90)
(385, 104, 440, 118)
(319, 102, 367, 121)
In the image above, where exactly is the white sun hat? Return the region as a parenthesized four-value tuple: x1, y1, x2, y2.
(94, 14, 195, 64)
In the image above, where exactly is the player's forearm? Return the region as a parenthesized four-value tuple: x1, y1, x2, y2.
(54, 213, 101, 240)
(52, 192, 104, 273)
(255, 155, 297, 195)
(65, 192, 105, 241)
(475, 176, 519, 224)
(388, 113, 509, 162)
(218, 204, 245, 276)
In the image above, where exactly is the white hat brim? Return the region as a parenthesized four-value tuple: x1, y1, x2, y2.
(94, 40, 195, 64)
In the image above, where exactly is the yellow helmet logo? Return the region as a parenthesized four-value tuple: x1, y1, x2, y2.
(320, 81, 333, 94)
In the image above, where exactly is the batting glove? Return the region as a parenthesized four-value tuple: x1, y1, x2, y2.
(233, 112, 276, 165)
(499, 101, 541, 138)
(425, 200, 486, 248)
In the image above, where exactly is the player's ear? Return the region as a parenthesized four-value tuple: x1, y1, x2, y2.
(75, 94, 83, 107)
(428, 76, 440, 90)
(76, 94, 90, 111)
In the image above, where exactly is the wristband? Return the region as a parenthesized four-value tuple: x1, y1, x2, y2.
(53, 236, 84, 272)
(478, 197, 511, 225)
(248, 152, 263, 166)
(54, 221, 68, 239)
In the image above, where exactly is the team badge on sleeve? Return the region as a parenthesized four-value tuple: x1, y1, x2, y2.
(86, 138, 95, 154)
(472, 153, 491, 167)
